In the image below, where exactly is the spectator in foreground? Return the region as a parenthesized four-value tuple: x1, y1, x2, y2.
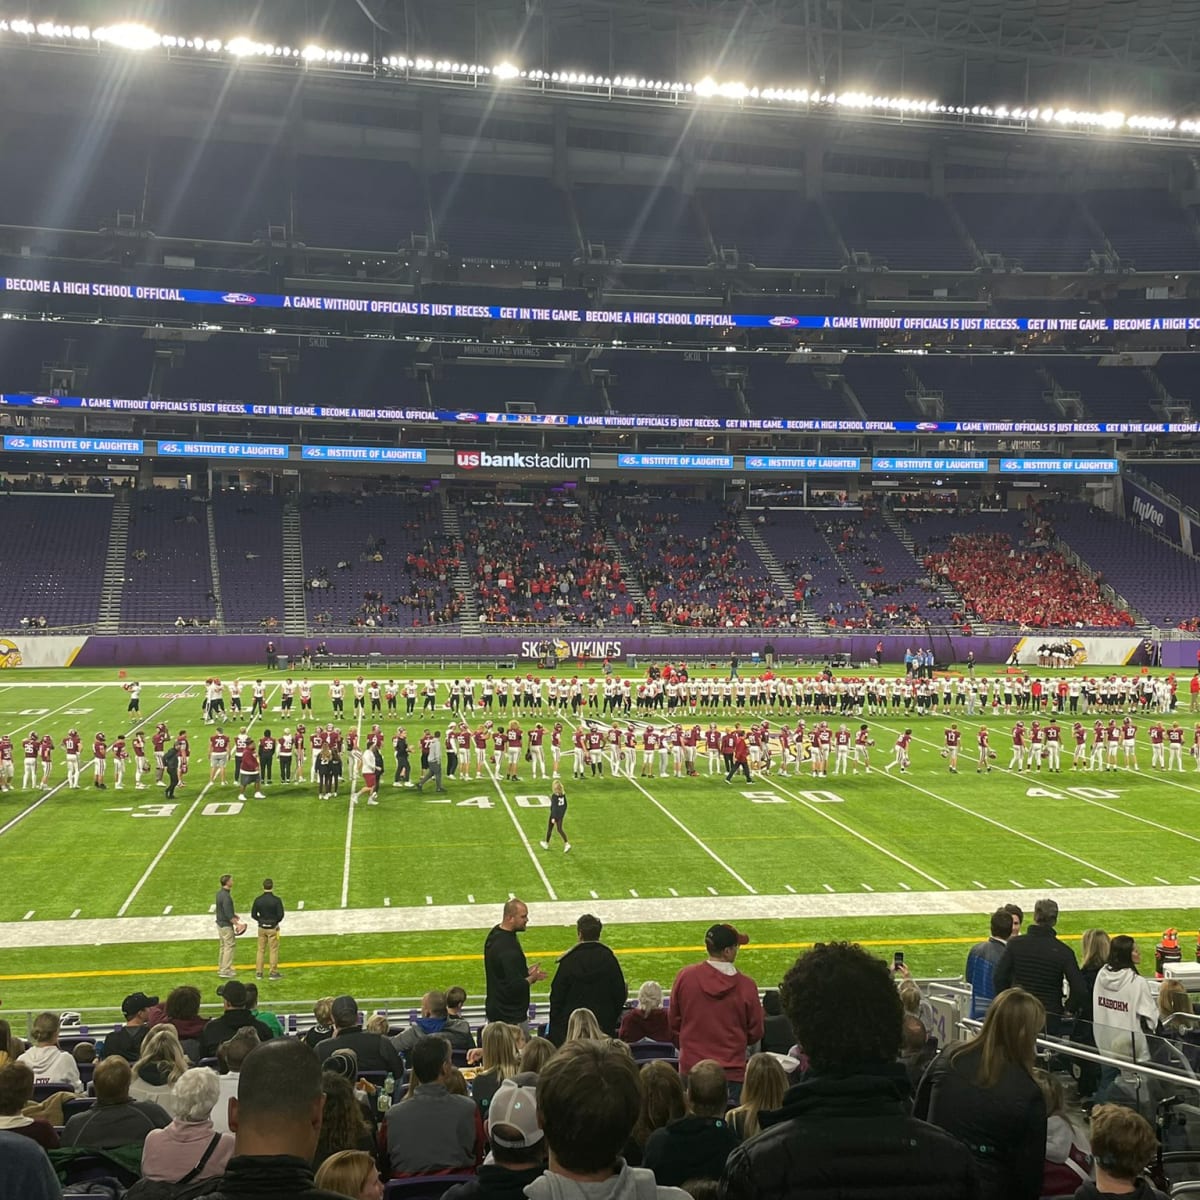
(916, 987, 1047, 1200)
(212, 1027, 259, 1136)
(643, 1058, 739, 1188)
(383, 1035, 482, 1178)
(619, 981, 673, 1046)
(129, 1024, 190, 1113)
(140, 1066, 235, 1183)
(518, 1036, 556, 1077)
(102, 992, 159, 1062)
(390, 989, 473, 1053)
(0, 1130, 61, 1200)
(1092, 936, 1158, 1098)
(313, 1073, 375, 1171)
(726, 1052, 788, 1141)
(443, 1078, 546, 1200)
(315, 996, 403, 1076)
(721, 941, 979, 1199)
(61, 1055, 172, 1149)
(18, 1011, 83, 1093)
(669, 924, 763, 1101)
(993, 898, 1085, 1036)
(965, 909, 1015, 1019)
(1037, 1072, 1093, 1197)
(1073, 1104, 1167, 1200)
(547, 913, 627, 1045)
(0, 1061, 59, 1149)
(314, 1149, 383, 1200)
(469, 1022, 522, 1118)
(626, 1060, 686, 1167)
(526, 1039, 691, 1200)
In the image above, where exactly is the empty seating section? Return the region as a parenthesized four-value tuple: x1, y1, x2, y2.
(742, 361, 854, 420)
(1050, 502, 1200, 628)
(0, 495, 109, 626)
(123, 491, 215, 627)
(832, 193, 974, 270)
(953, 193, 1101, 272)
(602, 354, 734, 417)
(288, 342, 428, 409)
(756, 511, 865, 625)
(160, 337, 275, 407)
(1131, 464, 1200, 514)
(295, 157, 428, 250)
(1041, 359, 1161, 422)
(1149, 355, 1198, 410)
(299, 493, 461, 628)
(432, 173, 578, 263)
(573, 182, 709, 265)
(435, 363, 603, 415)
(699, 189, 844, 268)
(462, 501, 621, 624)
(211, 494, 287, 628)
(1087, 190, 1200, 271)
(909, 356, 1053, 422)
(840, 357, 922, 421)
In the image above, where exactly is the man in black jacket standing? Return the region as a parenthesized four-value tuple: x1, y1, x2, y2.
(546, 914, 627, 1045)
(720, 941, 979, 1200)
(993, 897, 1086, 1036)
(250, 879, 284, 982)
(484, 898, 547, 1025)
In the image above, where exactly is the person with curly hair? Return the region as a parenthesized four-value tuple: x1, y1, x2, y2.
(720, 941, 979, 1200)
(313, 1072, 375, 1171)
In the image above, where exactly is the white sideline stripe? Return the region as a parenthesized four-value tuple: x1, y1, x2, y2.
(590, 890, 599, 899)
(162, 905, 172, 915)
(898, 882, 911, 891)
(483, 763, 557, 902)
(667, 888, 677, 897)
(972, 881, 988, 890)
(1155, 876, 1172, 886)
(706, 886, 718, 895)
(630, 889, 639, 898)
(1084, 879, 1099, 886)
(69, 909, 80, 919)
(1010, 880, 1024, 889)
(1046, 878, 1063, 887)
(22, 910, 34, 920)
(784, 885, 797, 894)
(8, 883, 1200, 950)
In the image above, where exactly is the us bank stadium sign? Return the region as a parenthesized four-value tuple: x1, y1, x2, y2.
(454, 450, 590, 471)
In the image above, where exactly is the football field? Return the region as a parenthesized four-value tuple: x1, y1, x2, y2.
(0, 665, 1196, 1014)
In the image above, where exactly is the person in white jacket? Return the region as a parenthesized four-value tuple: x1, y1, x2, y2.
(1092, 936, 1159, 1093)
(17, 1012, 83, 1094)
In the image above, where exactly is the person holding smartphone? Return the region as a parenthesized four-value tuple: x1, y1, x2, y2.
(540, 780, 570, 853)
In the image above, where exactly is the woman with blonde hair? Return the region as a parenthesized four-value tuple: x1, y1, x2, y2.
(564, 1007, 603, 1043)
(130, 1024, 189, 1113)
(304, 998, 335, 1050)
(313, 1149, 383, 1200)
(518, 1035, 556, 1077)
(726, 1052, 788, 1140)
(626, 1059, 686, 1166)
(619, 981, 673, 1045)
(470, 1022, 522, 1116)
(915, 987, 1048, 1200)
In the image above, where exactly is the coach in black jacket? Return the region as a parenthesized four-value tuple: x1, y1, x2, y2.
(547, 914, 627, 1045)
(992, 897, 1085, 1033)
(484, 898, 547, 1024)
(720, 942, 979, 1200)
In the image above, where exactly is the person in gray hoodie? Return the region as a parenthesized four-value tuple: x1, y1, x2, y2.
(525, 1039, 691, 1200)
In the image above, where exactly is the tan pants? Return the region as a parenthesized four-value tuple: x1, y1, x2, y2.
(256, 927, 280, 974)
(218, 925, 237, 975)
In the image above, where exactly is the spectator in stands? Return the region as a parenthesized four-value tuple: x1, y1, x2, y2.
(899, 1015, 938, 1091)
(915, 988, 1047, 1200)
(18, 1011, 83, 1093)
(518, 1036, 556, 1078)
(212, 1027, 259, 1136)
(443, 1078, 546, 1200)
(446, 987, 468, 1024)
(140, 1066, 235, 1184)
(390, 989, 473, 1054)
(564, 1009, 604, 1042)
(965, 909, 1015, 1020)
(643, 1059, 738, 1188)
(626, 1060, 686, 1167)
(1092, 935, 1158, 1099)
(313, 1073, 375, 1171)
(720, 941, 979, 1200)
(0, 1018, 24, 1067)
(314, 1150, 383, 1200)
(725, 1053, 787, 1141)
(1037, 1071, 1093, 1197)
(527, 1039, 690, 1200)
(1071, 928, 1111, 1098)
(148, 986, 207, 1057)
(199, 981, 275, 1060)
(469, 1022, 522, 1118)
(304, 998, 335, 1051)
(129, 1024, 189, 1113)
(759, 988, 792, 1055)
(62, 1054, 172, 1149)
(1076, 1104, 1166, 1200)
(383, 1035, 482, 1178)
(243, 983, 283, 1039)
(547, 913, 627, 1046)
(668, 924, 763, 1102)
(102, 991, 158, 1063)
(484, 898, 547, 1025)
(315, 996, 403, 1076)
(0, 1062, 59, 1149)
(1005, 904, 1024, 937)
(0, 1130, 61, 1200)
(993, 898, 1086, 1036)
(619, 981, 674, 1046)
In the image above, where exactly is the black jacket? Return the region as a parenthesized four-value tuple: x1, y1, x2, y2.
(484, 926, 530, 1024)
(644, 1115, 739, 1188)
(914, 1048, 1046, 1200)
(315, 1028, 404, 1075)
(719, 1064, 980, 1200)
(761, 1012, 794, 1056)
(102, 1023, 148, 1063)
(250, 893, 284, 928)
(993, 924, 1086, 1017)
(199, 1010, 276, 1059)
(170, 1155, 348, 1200)
(547, 939, 627, 1045)
(442, 1163, 546, 1200)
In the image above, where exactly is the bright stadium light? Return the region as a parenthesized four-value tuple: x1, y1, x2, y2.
(93, 22, 162, 50)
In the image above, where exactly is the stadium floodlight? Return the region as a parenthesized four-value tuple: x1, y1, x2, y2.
(93, 22, 162, 51)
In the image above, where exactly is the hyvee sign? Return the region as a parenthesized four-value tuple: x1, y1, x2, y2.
(1124, 479, 1183, 548)
(455, 450, 591, 471)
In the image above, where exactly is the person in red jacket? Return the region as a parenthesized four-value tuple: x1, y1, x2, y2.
(668, 924, 764, 1102)
(618, 980, 676, 1046)
(724, 733, 751, 784)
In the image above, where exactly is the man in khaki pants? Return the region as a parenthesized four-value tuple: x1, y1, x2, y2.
(251, 877, 285, 981)
(215, 873, 242, 978)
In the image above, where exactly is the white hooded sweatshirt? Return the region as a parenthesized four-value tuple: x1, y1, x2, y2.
(17, 1043, 83, 1093)
(1092, 964, 1158, 1076)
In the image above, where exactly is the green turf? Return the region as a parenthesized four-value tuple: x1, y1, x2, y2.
(0, 664, 1195, 1012)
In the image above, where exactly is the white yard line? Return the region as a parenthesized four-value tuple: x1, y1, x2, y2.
(4, 683, 108, 739)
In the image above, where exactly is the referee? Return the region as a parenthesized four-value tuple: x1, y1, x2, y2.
(251, 878, 284, 981)
(540, 780, 571, 853)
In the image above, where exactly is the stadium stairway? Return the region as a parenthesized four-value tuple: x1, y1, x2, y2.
(736, 513, 816, 631)
(204, 501, 227, 629)
(95, 490, 129, 635)
(281, 502, 308, 636)
(881, 510, 963, 615)
(603, 529, 649, 623)
(441, 500, 480, 632)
